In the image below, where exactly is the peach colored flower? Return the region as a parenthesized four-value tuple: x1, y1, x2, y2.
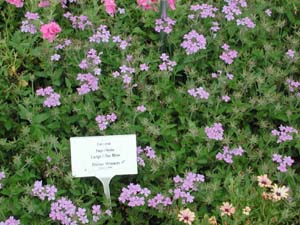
(178, 208, 195, 225)
(257, 174, 272, 188)
(262, 191, 272, 200)
(40, 22, 61, 42)
(104, 0, 116, 16)
(271, 184, 289, 201)
(220, 202, 236, 216)
(208, 216, 218, 225)
(242, 206, 251, 216)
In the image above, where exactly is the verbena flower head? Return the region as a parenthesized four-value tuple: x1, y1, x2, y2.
(272, 154, 294, 172)
(36, 87, 61, 108)
(188, 87, 209, 100)
(95, 113, 117, 131)
(219, 43, 238, 64)
(190, 4, 218, 19)
(181, 30, 206, 55)
(119, 183, 150, 207)
(32, 180, 57, 201)
(205, 123, 224, 140)
(271, 125, 298, 143)
(216, 146, 244, 164)
(0, 216, 20, 225)
(154, 17, 176, 34)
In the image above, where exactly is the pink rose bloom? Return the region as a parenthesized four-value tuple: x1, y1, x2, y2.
(168, 0, 176, 10)
(38, 0, 50, 7)
(40, 22, 61, 42)
(104, 0, 116, 16)
(6, 0, 24, 7)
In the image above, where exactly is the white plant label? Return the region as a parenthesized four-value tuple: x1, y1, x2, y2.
(70, 134, 137, 204)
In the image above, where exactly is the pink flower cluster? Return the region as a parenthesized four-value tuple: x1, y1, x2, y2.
(112, 64, 135, 87)
(104, 0, 116, 16)
(216, 146, 244, 164)
(89, 25, 111, 43)
(64, 12, 92, 30)
(222, 0, 247, 21)
(6, 0, 23, 7)
(188, 87, 209, 100)
(137, 0, 176, 11)
(95, 113, 117, 131)
(272, 154, 294, 172)
(0, 171, 5, 189)
(211, 70, 234, 80)
(236, 17, 256, 28)
(0, 217, 20, 225)
(154, 17, 176, 34)
(159, 53, 177, 71)
(38, 0, 50, 8)
(49, 197, 89, 224)
(40, 21, 61, 42)
(148, 193, 172, 208)
(286, 79, 300, 97)
(171, 172, 205, 204)
(205, 123, 224, 140)
(21, 12, 40, 34)
(271, 125, 298, 143)
(219, 43, 238, 64)
(32, 181, 57, 201)
(181, 30, 206, 55)
(137, 146, 156, 167)
(119, 183, 151, 207)
(77, 73, 99, 95)
(189, 4, 218, 19)
(36, 86, 61, 108)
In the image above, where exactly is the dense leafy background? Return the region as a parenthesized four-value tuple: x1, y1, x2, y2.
(1, 0, 300, 224)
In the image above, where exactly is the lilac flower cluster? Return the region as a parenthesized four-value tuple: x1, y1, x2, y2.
(64, 12, 92, 30)
(148, 193, 172, 208)
(205, 123, 224, 140)
(159, 53, 177, 71)
(139, 63, 149, 71)
(286, 79, 300, 97)
(49, 197, 89, 224)
(77, 73, 99, 95)
(136, 105, 147, 112)
(32, 181, 57, 201)
(112, 64, 135, 87)
(219, 43, 238, 64)
(188, 87, 209, 100)
(50, 39, 72, 61)
(36, 86, 61, 108)
(119, 183, 151, 207)
(286, 49, 295, 59)
(272, 154, 294, 172)
(211, 70, 234, 80)
(236, 17, 256, 28)
(137, 146, 156, 167)
(154, 17, 176, 34)
(0, 171, 5, 189)
(79, 48, 102, 75)
(171, 172, 205, 204)
(181, 30, 206, 55)
(216, 146, 244, 164)
(0, 217, 20, 225)
(271, 125, 298, 143)
(21, 12, 40, 34)
(89, 25, 111, 43)
(211, 21, 220, 33)
(112, 35, 130, 50)
(61, 0, 76, 8)
(95, 113, 117, 131)
(222, 0, 247, 21)
(189, 4, 218, 19)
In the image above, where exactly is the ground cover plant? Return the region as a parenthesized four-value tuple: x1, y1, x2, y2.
(1, 0, 300, 224)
